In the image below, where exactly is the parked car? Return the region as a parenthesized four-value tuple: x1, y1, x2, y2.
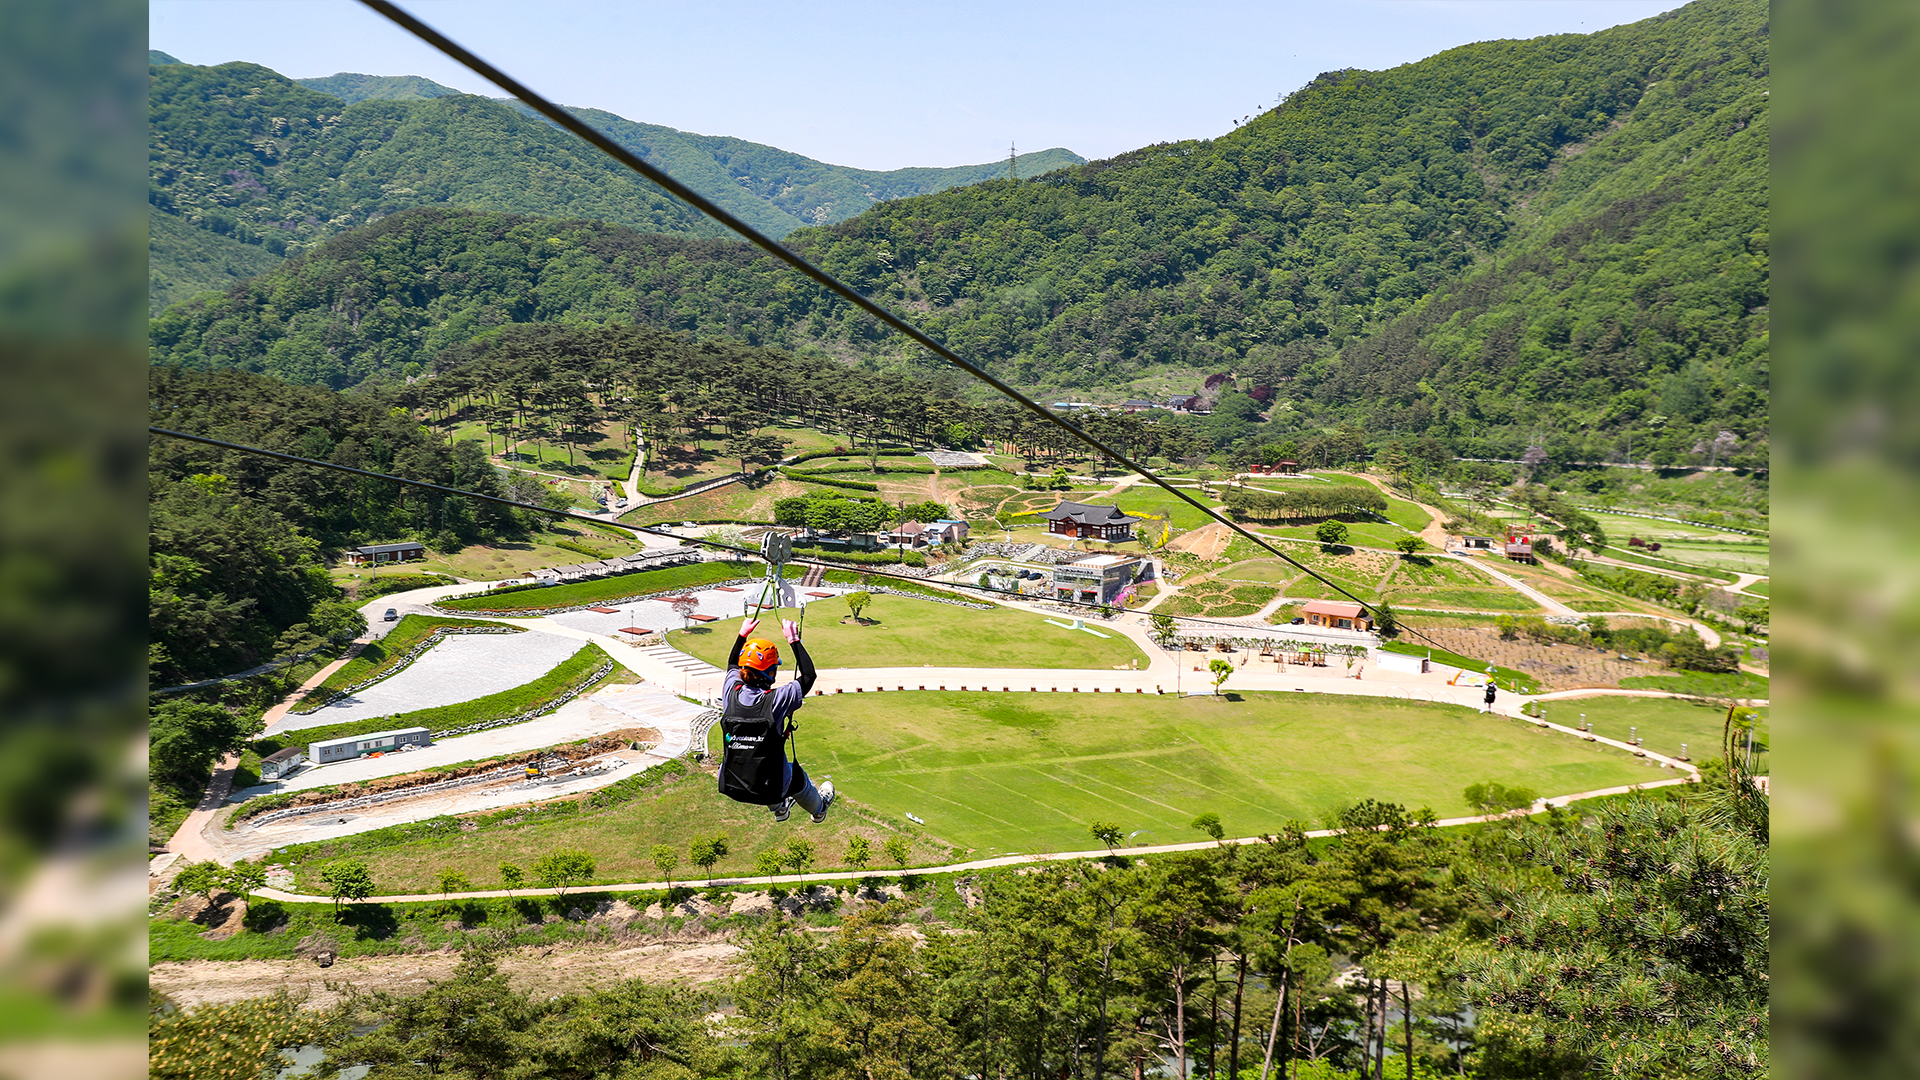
(1289, 617, 1304, 625)
(383, 608, 399, 622)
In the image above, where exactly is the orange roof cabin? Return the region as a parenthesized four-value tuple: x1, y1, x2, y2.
(1300, 599, 1374, 632)
(1046, 501, 1139, 541)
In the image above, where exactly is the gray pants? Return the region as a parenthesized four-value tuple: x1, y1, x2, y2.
(778, 760, 826, 816)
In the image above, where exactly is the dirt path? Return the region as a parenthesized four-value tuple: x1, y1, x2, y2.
(150, 937, 745, 1010)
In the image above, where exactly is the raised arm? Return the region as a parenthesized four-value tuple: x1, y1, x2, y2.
(784, 619, 817, 694)
(729, 617, 758, 670)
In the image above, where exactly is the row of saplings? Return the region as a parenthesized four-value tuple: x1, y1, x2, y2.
(163, 829, 923, 917)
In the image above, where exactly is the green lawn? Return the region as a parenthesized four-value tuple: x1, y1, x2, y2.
(296, 616, 523, 707)
(1538, 696, 1768, 772)
(781, 691, 1654, 853)
(1381, 496, 1434, 532)
(619, 477, 811, 526)
(668, 596, 1149, 671)
(1652, 539, 1772, 575)
(1255, 520, 1412, 549)
(1618, 670, 1770, 699)
(391, 521, 652, 581)
(1155, 581, 1278, 618)
(271, 759, 952, 896)
(437, 561, 758, 613)
(1084, 491, 1228, 532)
(1742, 579, 1769, 597)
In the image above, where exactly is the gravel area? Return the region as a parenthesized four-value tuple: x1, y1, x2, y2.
(274, 630, 587, 731)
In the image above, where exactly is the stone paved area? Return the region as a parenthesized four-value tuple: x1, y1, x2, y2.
(544, 583, 851, 639)
(273, 630, 587, 731)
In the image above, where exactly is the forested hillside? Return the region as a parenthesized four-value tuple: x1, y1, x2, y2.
(151, 0, 1766, 462)
(148, 366, 543, 685)
(149, 55, 1080, 311)
(147, 59, 722, 311)
(565, 104, 1082, 233)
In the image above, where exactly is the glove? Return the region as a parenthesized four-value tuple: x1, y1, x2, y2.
(739, 617, 760, 638)
(782, 619, 802, 644)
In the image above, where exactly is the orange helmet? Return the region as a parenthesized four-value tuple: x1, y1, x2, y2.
(739, 638, 781, 673)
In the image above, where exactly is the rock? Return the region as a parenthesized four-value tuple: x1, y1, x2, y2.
(729, 892, 775, 916)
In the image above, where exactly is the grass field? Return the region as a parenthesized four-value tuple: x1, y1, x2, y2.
(619, 477, 808, 526)
(437, 560, 758, 613)
(778, 691, 1655, 853)
(1155, 580, 1278, 618)
(1617, 670, 1770, 699)
(1378, 557, 1542, 613)
(1537, 696, 1768, 772)
(1380, 496, 1434, 532)
(272, 759, 954, 896)
(1742, 579, 1770, 597)
(1584, 511, 1757, 545)
(1084, 491, 1226, 532)
(389, 522, 652, 581)
(1255, 520, 1412, 549)
(1651, 539, 1772, 574)
(667, 596, 1150, 671)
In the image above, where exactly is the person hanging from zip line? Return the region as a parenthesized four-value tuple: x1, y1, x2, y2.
(716, 616, 835, 823)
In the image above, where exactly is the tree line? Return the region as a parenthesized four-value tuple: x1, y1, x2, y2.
(1221, 484, 1389, 523)
(152, 772, 1767, 1080)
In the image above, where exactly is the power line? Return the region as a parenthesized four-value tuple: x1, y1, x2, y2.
(356, 0, 1443, 654)
(148, 426, 1378, 643)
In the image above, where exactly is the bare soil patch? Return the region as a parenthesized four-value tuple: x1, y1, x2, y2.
(150, 935, 746, 1011)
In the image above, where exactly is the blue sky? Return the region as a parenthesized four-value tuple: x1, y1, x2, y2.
(151, 0, 1688, 171)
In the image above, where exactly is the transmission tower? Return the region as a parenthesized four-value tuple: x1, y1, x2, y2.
(1008, 141, 1018, 181)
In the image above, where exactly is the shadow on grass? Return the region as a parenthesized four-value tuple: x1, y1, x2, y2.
(339, 903, 399, 941)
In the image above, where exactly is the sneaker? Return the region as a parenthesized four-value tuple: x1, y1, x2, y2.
(811, 781, 836, 823)
(771, 798, 792, 823)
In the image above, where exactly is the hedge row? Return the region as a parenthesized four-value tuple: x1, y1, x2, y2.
(435, 560, 752, 613)
(353, 573, 456, 601)
(780, 468, 880, 492)
(793, 545, 928, 568)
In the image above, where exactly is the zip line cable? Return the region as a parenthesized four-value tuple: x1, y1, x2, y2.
(147, 426, 1376, 647)
(355, 0, 1445, 653)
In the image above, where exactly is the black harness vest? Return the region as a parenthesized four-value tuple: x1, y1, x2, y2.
(718, 682, 789, 804)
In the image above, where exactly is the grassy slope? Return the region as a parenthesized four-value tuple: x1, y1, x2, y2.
(273, 760, 950, 896)
(667, 596, 1149, 671)
(1544, 696, 1768, 770)
(789, 691, 1651, 853)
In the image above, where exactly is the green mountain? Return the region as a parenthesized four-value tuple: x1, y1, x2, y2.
(148, 49, 181, 65)
(151, 0, 1766, 461)
(147, 60, 724, 313)
(295, 71, 464, 103)
(559, 105, 1083, 233)
(148, 55, 1081, 311)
